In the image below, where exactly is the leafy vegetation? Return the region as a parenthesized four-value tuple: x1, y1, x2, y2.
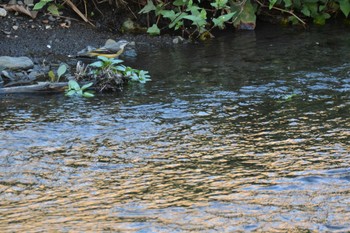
(48, 64, 67, 82)
(65, 80, 94, 97)
(84, 56, 150, 91)
(28, 0, 350, 36)
(138, 0, 350, 38)
(139, 0, 238, 39)
(61, 56, 151, 97)
(44, 55, 150, 98)
(33, 0, 60, 16)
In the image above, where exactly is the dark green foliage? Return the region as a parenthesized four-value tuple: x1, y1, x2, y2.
(33, 0, 350, 35)
(137, 0, 350, 36)
(72, 56, 151, 95)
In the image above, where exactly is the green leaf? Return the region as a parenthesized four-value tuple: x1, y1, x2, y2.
(200, 9, 207, 19)
(319, 4, 327, 11)
(187, 5, 201, 15)
(81, 82, 93, 90)
(305, 3, 318, 16)
(97, 56, 110, 62)
(283, 0, 292, 8)
(213, 12, 236, 29)
(269, 0, 278, 9)
(161, 10, 177, 20)
(65, 90, 76, 96)
(47, 3, 59, 16)
(301, 5, 311, 16)
(313, 13, 330, 25)
(57, 64, 67, 79)
(147, 24, 160, 35)
(130, 73, 139, 81)
(33, 0, 52, 10)
(154, 3, 166, 16)
(48, 70, 56, 82)
(33, 2, 45, 11)
(183, 15, 207, 26)
(173, 0, 187, 6)
(89, 61, 104, 68)
(211, 0, 229, 10)
(173, 20, 184, 30)
(139, 0, 156, 14)
(83, 92, 95, 98)
(339, 0, 350, 17)
(116, 65, 126, 72)
(68, 80, 80, 91)
(169, 13, 187, 28)
(111, 59, 124, 65)
(303, 0, 319, 3)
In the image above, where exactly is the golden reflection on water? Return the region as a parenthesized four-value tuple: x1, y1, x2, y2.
(1, 113, 349, 232)
(1, 96, 350, 230)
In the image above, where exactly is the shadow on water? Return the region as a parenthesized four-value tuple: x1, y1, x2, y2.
(1, 24, 350, 232)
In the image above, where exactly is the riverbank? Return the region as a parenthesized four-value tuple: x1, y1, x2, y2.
(0, 10, 178, 64)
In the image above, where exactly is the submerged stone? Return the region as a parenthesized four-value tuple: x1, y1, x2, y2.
(0, 56, 34, 70)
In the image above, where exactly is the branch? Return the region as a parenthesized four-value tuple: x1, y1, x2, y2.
(0, 82, 67, 94)
(255, 0, 306, 26)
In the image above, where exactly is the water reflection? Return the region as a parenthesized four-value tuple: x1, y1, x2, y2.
(1, 24, 350, 232)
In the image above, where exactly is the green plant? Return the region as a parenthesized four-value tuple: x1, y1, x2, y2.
(139, 0, 350, 33)
(89, 56, 124, 76)
(119, 66, 151, 83)
(88, 56, 127, 91)
(89, 56, 151, 84)
(48, 63, 67, 82)
(139, 0, 237, 38)
(261, 0, 350, 25)
(33, 0, 60, 16)
(65, 80, 94, 97)
(72, 57, 151, 93)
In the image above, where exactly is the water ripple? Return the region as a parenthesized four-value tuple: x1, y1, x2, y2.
(1, 25, 350, 232)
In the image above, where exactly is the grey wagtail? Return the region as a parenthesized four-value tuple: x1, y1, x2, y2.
(76, 39, 129, 59)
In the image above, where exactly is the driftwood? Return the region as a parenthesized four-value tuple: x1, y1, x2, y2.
(0, 82, 68, 94)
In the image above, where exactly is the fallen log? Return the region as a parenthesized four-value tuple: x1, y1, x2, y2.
(0, 82, 68, 94)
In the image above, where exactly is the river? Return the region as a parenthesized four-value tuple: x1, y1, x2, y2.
(1, 23, 350, 232)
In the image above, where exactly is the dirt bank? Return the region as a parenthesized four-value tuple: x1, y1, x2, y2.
(0, 10, 177, 64)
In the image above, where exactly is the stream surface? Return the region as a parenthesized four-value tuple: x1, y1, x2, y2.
(1, 24, 350, 232)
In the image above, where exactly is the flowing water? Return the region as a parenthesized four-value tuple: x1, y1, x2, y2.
(1, 24, 350, 232)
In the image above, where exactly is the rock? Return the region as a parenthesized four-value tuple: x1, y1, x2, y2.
(0, 56, 34, 70)
(172, 36, 185, 44)
(1, 70, 14, 80)
(24, 0, 34, 6)
(123, 49, 137, 58)
(121, 18, 136, 32)
(0, 8, 7, 17)
(60, 19, 71, 28)
(48, 15, 56, 22)
(28, 69, 46, 81)
(121, 18, 146, 34)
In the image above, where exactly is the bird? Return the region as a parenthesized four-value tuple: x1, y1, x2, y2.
(76, 39, 129, 59)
